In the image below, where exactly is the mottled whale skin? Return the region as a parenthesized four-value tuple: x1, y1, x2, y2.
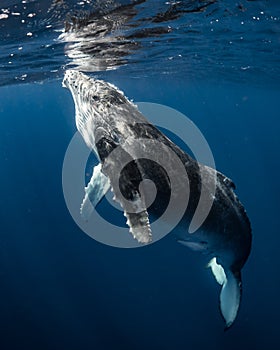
(63, 70, 252, 329)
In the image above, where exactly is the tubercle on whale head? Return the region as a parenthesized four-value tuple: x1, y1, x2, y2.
(62, 70, 128, 105)
(62, 69, 77, 89)
(62, 69, 92, 90)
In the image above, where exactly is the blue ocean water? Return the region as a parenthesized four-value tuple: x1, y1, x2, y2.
(1, 1, 280, 349)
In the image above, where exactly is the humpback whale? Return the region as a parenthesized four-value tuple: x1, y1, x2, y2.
(62, 70, 252, 329)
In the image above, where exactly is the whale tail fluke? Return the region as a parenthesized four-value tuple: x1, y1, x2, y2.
(208, 257, 242, 329)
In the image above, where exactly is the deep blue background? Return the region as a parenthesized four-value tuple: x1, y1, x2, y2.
(0, 76, 280, 350)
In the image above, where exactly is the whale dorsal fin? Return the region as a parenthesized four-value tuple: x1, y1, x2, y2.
(208, 258, 241, 329)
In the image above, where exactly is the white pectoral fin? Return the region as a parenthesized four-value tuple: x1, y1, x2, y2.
(80, 163, 110, 220)
(122, 192, 152, 244)
(111, 180, 152, 244)
(208, 258, 241, 329)
(124, 209, 152, 244)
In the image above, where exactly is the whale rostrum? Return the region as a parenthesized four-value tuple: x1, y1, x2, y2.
(63, 70, 252, 328)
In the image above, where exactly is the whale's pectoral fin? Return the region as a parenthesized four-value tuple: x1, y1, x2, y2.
(124, 207, 152, 244)
(80, 163, 111, 220)
(117, 190, 152, 244)
(208, 257, 241, 329)
(104, 158, 152, 244)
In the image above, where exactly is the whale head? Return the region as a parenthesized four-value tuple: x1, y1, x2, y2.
(63, 69, 148, 161)
(63, 70, 119, 154)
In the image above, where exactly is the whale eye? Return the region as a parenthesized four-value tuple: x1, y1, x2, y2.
(91, 95, 99, 102)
